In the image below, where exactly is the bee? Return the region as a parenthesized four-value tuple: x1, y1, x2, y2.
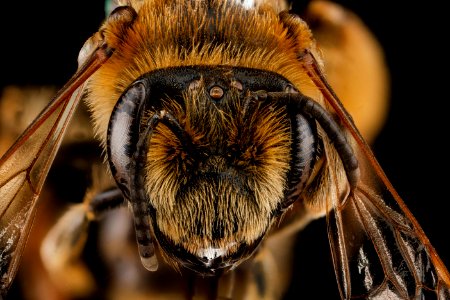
(1, 0, 449, 299)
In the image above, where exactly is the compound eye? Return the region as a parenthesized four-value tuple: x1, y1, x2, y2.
(107, 81, 147, 199)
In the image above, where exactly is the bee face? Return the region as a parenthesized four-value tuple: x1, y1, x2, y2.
(108, 66, 297, 274)
(92, 0, 320, 274)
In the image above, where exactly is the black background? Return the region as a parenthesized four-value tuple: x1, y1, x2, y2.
(0, 1, 449, 299)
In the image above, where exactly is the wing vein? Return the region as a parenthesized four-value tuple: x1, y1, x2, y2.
(353, 189, 408, 299)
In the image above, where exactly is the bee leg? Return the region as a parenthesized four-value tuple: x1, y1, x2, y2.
(39, 188, 124, 296)
(86, 188, 125, 218)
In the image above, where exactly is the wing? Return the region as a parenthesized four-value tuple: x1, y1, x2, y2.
(301, 51, 450, 299)
(0, 38, 112, 295)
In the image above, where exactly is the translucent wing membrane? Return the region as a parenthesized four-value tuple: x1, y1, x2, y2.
(0, 43, 112, 294)
(302, 52, 450, 299)
(327, 179, 450, 298)
(0, 87, 83, 291)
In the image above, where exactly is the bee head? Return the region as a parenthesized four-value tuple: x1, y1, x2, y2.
(107, 66, 315, 274)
